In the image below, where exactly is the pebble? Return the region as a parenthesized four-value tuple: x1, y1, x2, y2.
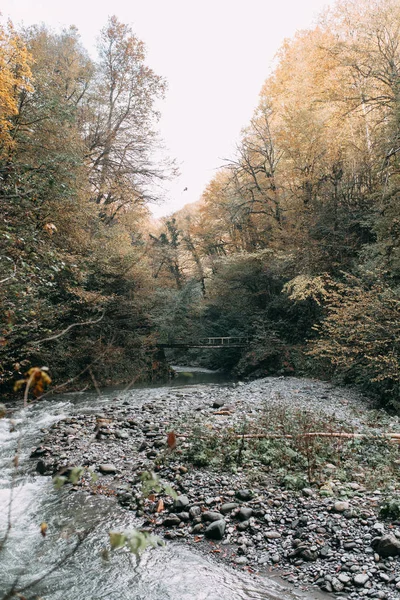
(98, 463, 117, 474)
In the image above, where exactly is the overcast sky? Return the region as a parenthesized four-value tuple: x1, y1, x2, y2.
(2, 0, 334, 217)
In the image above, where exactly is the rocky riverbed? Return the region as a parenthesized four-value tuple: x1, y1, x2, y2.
(31, 377, 400, 599)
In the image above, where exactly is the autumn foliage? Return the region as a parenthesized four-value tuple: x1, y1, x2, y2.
(3, 1, 400, 409)
(150, 0, 400, 410)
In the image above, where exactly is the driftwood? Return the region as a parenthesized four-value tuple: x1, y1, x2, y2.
(176, 432, 400, 444)
(240, 432, 400, 444)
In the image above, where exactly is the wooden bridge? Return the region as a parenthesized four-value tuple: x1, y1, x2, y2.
(157, 336, 250, 349)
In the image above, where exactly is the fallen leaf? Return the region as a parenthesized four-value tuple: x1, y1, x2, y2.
(40, 522, 48, 537)
(167, 431, 177, 450)
(156, 499, 164, 512)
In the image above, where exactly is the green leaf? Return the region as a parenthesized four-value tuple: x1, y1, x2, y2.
(109, 532, 126, 550)
(53, 475, 67, 490)
(69, 467, 85, 484)
(163, 484, 177, 499)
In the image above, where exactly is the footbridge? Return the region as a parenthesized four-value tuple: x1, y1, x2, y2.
(157, 336, 250, 349)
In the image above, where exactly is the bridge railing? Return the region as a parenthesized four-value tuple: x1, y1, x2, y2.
(196, 336, 249, 346)
(158, 336, 250, 348)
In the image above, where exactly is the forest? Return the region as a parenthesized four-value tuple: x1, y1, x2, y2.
(2, 0, 400, 411)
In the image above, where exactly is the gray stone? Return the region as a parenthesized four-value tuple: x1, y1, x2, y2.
(202, 511, 224, 522)
(371, 534, 400, 557)
(204, 519, 226, 540)
(162, 514, 181, 527)
(220, 502, 238, 514)
(343, 541, 357, 550)
(189, 505, 201, 519)
(319, 545, 332, 558)
(331, 577, 344, 592)
(212, 399, 225, 409)
(98, 463, 117, 474)
(265, 530, 281, 539)
(271, 553, 280, 563)
(334, 501, 349, 512)
(174, 495, 190, 511)
(236, 489, 252, 501)
(238, 507, 253, 521)
(353, 573, 369, 587)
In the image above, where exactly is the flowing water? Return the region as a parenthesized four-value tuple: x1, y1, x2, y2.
(0, 370, 322, 600)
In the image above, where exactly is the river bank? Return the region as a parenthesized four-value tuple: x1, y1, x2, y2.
(30, 376, 400, 599)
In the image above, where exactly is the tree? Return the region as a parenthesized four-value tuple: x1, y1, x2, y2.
(85, 16, 167, 222)
(0, 20, 32, 157)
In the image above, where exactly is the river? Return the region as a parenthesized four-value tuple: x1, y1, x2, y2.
(0, 369, 322, 600)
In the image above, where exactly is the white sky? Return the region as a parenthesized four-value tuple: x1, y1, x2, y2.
(2, 0, 334, 217)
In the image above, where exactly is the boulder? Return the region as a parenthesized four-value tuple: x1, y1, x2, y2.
(202, 511, 224, 522)
(173, 495, 190, 511)
(162, 514, 181, 527)
(212, 399, 225, 409)
(189, 505, 201, 519)
(371, 534, 400, 557)
(238, 507, 253, 521)
(235, 489, 252, 501)
(204, 519, 226, 540)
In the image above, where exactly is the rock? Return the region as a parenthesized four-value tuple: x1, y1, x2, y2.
(116, 430, 129, 439)
(204, 519, 226, 540)
(174, 495, 190, 511)
(288, 544, 318, 561)
(235, 489, 252, 501)
(212, 399, 224, 409)
(189, 506, 201, 519)
(271, 553, 280, 563)
(36, 460, 51, 475)
(162, 514, 181, 527)
(371, 534, 400, 557)
(353, 573, 369, 587)
(373, 522, 385, 535)
(265, 530, 281, 539)
(343, 541, 357, 550)
(30, 446, 49, 458)
(319, 545, 332, 558)
(338, 573, 351, 584)
(237, 521, 249, 531)
(331, 577, 344, 592)
(238, 507, 253, 521)
(220, 503, 238, 514)
(98, 464, 117, 475)
(334, 501, 349, 513)
(235, 556, 247, 565)
(202, 511, 224, 522)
